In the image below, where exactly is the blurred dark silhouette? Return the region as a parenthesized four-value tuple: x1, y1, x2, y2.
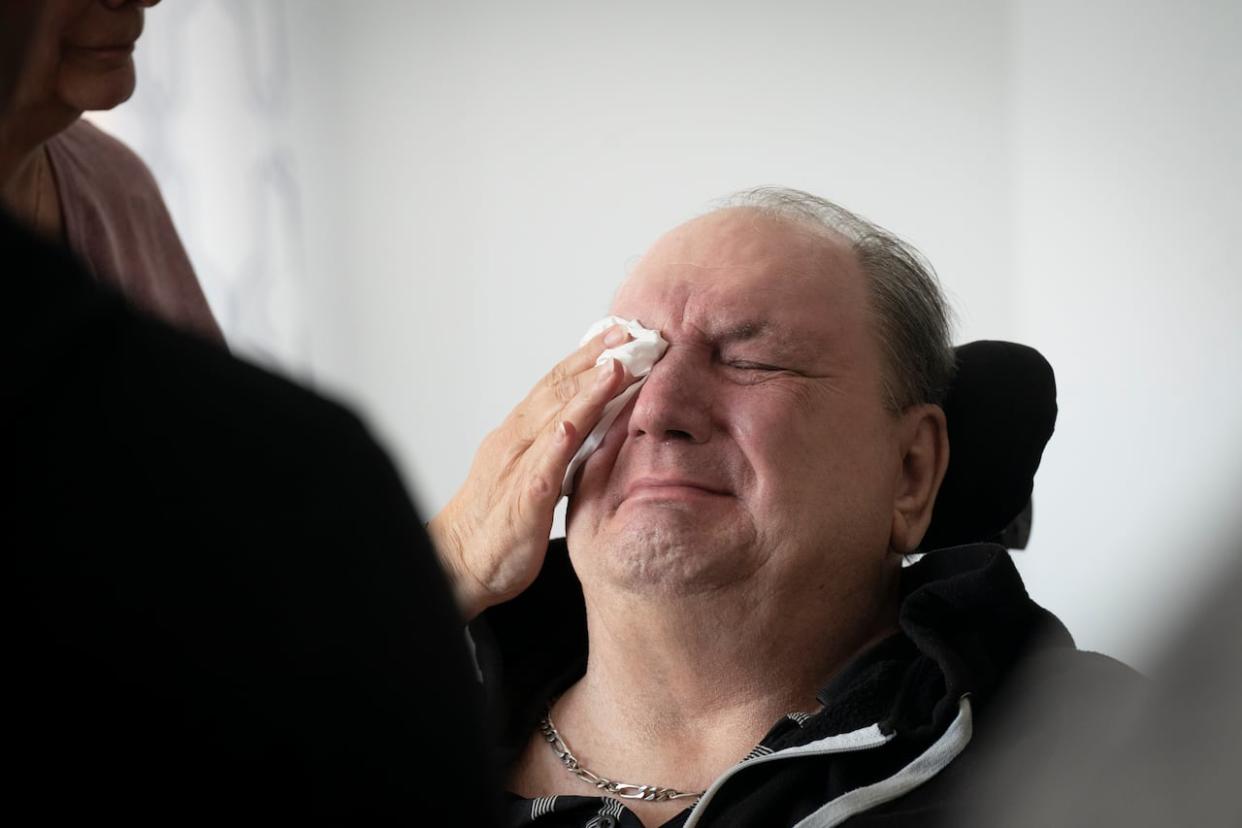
(2, 209, 498, 824)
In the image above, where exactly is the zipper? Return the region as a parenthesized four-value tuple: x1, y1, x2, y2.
(682, 696, 973, 828)
(681, 722, 894, 828)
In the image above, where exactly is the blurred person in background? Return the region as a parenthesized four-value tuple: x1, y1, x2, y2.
(0, 0, 223, 344)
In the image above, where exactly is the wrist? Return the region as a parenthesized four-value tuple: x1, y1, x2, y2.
(426, 513, 489, 622)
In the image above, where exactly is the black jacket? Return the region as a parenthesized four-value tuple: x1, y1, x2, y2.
(471, 539, 1136, 827)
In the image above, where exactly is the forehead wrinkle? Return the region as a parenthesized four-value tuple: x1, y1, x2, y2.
(616, 212, 862, 351)
(614, 268, 833, 357)
(655, 261, 759, 270)
(672, 309, 826, 366)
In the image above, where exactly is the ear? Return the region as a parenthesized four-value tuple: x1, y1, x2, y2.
(890, 404, 950, 555)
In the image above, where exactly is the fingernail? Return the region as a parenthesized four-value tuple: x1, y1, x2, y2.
(603, 325, 629, 347)
(595, 358, 617, 387)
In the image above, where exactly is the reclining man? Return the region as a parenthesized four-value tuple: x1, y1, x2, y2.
(429, 188, 1132, 827)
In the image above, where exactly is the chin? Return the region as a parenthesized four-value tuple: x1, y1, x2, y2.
(59, 64, 137, 112)
(572, 516, 762, 598)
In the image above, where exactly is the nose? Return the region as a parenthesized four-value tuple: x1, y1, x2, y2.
(627, 345, 713, 444)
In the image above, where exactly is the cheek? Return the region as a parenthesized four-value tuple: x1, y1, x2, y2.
(10, 17, 68, 105)
(726, 385, 818, 464)
(733, 388, 895, 511)
(727, 394, 818, 513)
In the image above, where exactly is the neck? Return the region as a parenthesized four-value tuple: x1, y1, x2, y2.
(556, 562, 901, 790)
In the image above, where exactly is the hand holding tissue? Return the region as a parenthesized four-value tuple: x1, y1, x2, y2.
(426, 316, 664, 621)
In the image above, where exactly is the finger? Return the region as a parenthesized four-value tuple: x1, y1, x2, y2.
(511, 324, 631, 436)
(536, 323, 631, 403)
(519, 357, 636, 508)
(560, 356, 639, 440)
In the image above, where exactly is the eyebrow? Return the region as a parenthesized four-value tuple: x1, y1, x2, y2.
(714, 321, 810, 357)
(716, 321, 764, 341)
(717, 321, 788, 345)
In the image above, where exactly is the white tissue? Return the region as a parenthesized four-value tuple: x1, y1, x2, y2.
(560, 316, 668, 496)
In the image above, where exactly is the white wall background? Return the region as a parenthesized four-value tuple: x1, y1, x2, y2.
(95, 0, 1242, 669)
(1010, 0, 1242, 664)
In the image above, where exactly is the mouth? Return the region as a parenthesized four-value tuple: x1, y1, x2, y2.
(69, 38, 137, 51)
(65, 16, 144, 58)
(64, 42, 136, 65)
(623, 477, 733, 503)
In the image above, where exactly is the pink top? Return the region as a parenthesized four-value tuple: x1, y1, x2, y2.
(45, 119, 225, 345)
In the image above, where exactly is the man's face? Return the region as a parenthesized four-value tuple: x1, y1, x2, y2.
(566, 208, 906, 601)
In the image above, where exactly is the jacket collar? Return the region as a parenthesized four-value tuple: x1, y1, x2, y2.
(470, 539, 1072, 767)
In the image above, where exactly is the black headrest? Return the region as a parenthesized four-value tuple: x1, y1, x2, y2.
(921, 341, 1057, 551)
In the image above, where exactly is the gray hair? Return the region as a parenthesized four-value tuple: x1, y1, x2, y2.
(715, 187, 956, 411)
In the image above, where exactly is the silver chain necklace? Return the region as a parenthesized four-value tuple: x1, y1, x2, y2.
(538, 706, 705, 803)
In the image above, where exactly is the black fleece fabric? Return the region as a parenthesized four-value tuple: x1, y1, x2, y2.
(471, 539, 1137, 828)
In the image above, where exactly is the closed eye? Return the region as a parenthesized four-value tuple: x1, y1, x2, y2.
(727, 360, 783, 371)
(725, 360, 797, 374)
